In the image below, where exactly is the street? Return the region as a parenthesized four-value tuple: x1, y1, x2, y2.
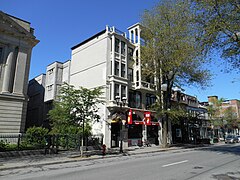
(1, 143, 240, 180)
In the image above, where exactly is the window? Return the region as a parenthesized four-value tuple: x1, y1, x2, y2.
(110, 38, 112, 52)
(121, 63, 126, 78)
(0, 47, 4, 64)
(121, 41, 126, 55)
(128, 47, 133, 57)
(121, 85, 126, 99)
(47, 85, 53, 91)
(110, 83, 112, 100)
(135, 92, 142, 109)
(128, 68, 133, 82)
(136, 50, 139, 65)
(114, 84, 120, 99)
(135, 29, 138, 43)
(48, 68, 54, 75)
(128, 90, 142, 109)
(136, 70, 139, 81)
(114, 61, 119, 76)
(146, 93, 156, 109)
(115, 38, 120, 53)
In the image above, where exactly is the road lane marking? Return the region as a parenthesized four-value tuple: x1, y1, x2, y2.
(162, 160, 188, 168)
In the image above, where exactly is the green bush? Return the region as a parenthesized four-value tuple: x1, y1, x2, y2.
(0, 140, 8, 151)
(23, 126, 49, 148)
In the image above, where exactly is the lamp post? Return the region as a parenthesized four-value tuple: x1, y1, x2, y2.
(115, 96, 127, 153)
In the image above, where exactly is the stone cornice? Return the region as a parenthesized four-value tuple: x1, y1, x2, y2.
(0, 93, 26, 101)
(0, 11, 39, 47)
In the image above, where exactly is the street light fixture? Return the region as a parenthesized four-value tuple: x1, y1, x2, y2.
(115, 96, 127, 153)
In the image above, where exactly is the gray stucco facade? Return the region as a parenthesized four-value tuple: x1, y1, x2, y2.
(0, 11, 39, 134)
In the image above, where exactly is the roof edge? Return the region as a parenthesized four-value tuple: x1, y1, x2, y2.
(71, 29, 106, 50)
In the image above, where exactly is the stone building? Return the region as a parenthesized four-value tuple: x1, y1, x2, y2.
(0, 11, 39, 134)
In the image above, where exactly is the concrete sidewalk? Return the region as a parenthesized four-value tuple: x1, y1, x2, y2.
(0, 144, 212, 171)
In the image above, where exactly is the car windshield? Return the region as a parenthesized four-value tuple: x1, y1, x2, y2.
(227, 135, 234, 138)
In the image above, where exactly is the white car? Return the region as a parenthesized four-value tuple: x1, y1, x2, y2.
(236, 135, 240, 142)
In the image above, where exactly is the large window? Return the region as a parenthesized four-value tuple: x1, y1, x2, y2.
(0, 47, 3, 64)
(121, 41, 126, 55)
(114, 61, 119, 76)
(146, 93, 156, 109)
(128, 47, 133, 57)
(115, 38, 120, 53)
(114, 84, 120, 98)
(129, 90, 142, 109)
(136, 70, 139, 81)
(136, 50, 139, 65)
(121, 85, 126, 99)
(128, 68, 133, 82)
(121, 63, 126, 78)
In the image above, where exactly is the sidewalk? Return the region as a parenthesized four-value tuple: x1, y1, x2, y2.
(0, 143, 211, 171)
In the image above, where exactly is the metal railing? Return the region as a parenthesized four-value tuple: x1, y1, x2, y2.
(0, 134, 103, 153)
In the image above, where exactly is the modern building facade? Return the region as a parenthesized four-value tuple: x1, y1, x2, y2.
(27, 23, 210, 148)
(44, 60, 70, 102)
(0, 11, 39, 135)
(70, 23, 159, 148)
(26, 60, 70, 129)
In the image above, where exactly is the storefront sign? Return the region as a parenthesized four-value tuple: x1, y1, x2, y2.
(144, 111, 151, 125)
(127, 109, 133, 124)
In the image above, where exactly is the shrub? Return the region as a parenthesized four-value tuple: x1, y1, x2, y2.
(0, 140, 8, 151)
(23, 126, 49, 148)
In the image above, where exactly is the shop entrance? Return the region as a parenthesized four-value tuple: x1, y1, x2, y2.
(111, 122, 120, 148)
(147, 125, 159, 145)
(128, 124, 143, 146)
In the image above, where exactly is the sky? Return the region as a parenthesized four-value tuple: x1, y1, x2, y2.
(1, 0, 239, 102)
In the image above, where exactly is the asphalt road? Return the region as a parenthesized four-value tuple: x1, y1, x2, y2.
(1, 143, 240, 180)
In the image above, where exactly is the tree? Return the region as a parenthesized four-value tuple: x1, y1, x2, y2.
(223, 107, 240, 132)
(207, 97, 240, 137)
(193, 0, 240, 70)
(207, 97, 225, 136)
(49, 83, 103, 137)
(141, 0, 211, 148)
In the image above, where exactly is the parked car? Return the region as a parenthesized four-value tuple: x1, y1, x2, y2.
(225, 135, 239, 143)
(236, 135, 240, 142)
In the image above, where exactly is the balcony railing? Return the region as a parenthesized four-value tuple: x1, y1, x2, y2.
(136, 81, 155, 91)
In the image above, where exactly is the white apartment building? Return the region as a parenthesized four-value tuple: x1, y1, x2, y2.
(70, 23, 159, 148)
(44, 60, 71, 103)
(0, 11, 39, 135)
(27, 23, 209, 147)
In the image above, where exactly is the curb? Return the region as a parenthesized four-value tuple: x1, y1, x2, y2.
(0, 144, 212, 171)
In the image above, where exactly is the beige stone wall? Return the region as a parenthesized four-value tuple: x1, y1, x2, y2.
(0, 11, 39, 134)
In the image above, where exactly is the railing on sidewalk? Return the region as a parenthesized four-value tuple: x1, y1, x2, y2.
(0, 134, 103, 154)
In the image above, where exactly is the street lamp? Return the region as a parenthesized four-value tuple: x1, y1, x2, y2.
(115, 96, 127, 153)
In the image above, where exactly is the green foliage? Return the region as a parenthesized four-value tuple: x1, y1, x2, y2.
(23, 126, 49, 147)
(223, 107, 239, 128)
(208, 97, 240, 129)
(0, 140, 8, 151)
(193, 0, 240, 70)
(141, 0, 211, 147)
(49, 83, 103, 135)
(141, 0, 211, 90)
